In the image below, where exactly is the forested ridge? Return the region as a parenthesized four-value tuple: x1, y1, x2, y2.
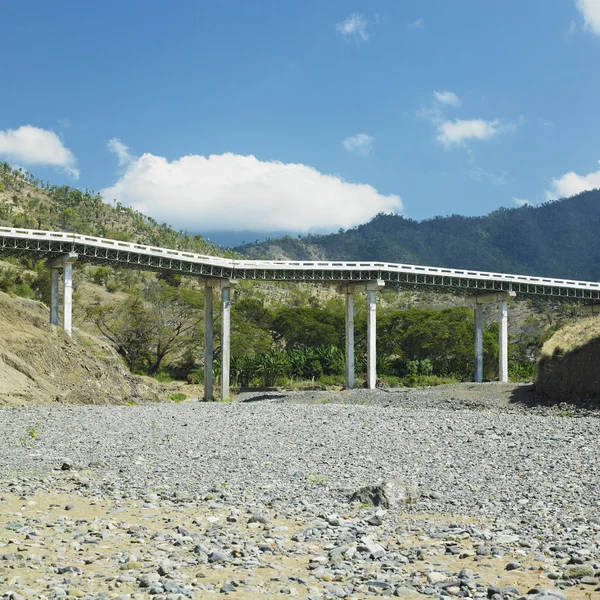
(237, 190, 600, 282)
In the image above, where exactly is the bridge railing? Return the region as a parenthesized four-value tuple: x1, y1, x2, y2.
(1, 226, 599, 292)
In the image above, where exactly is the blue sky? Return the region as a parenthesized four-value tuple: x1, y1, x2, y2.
(1, 0, 599, 243)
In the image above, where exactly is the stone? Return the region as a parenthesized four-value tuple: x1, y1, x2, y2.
(209, 549, 229, 563)
(366, 513, 383, 526)
(563, 563, 595, 579)
(505, 561, 522, 571)
(349, 480, 410, 508)
(427, 571, 447, 584)
(532, 592, 567, 600)
(358, 539, 386, 559)
(394, 587, 421, 598)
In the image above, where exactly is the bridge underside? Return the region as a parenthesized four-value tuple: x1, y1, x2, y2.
(1, 237, 598, 301)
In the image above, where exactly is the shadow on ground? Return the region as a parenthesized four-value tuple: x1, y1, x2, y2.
(240, 393, 287, 403)
(508, 384, 600, 411)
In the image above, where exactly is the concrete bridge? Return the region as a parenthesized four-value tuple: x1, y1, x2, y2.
(2, 226, 599, 399)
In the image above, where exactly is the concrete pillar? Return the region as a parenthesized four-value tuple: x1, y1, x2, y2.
(50, 268, 59, 326)
(473, 291, 515, 383)
(63, 262, 74, 336)
(474, 305, 483, 383)
(203, 278, 237, 401)
(340, 280, 384, 390)
(345, 293, 355, 389)
(366, 280, 385, 390)
(367, 290, 377, 390)
(204, 284, 214, 401)
(499, 300, 508, 383)
(52, 253, 77, 336)
(221, 285, 232, 400)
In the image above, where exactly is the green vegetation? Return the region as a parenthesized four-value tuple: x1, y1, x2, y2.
(0, 162, 573, 392)
(168, 393, 188, 403)
(0, 162, 234, 256)
(86, 280, 203, 375)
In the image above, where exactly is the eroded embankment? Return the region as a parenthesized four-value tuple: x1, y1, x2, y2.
(0, 291, 161, 405)
(537, 316, 600, 403)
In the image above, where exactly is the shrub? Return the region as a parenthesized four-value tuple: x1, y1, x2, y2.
(168, 392, 187, 403)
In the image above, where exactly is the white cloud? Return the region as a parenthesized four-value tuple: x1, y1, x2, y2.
(576, 0, 600, 35)
(513, 197, 531, 206)
(437, 118, 515, 148)
(335, 13, 369, 43)
(107, 138, 133, 166)
(0, 125, 79, 178)
(101, 149, 402, 232)
(342, 133, 374, 157)
(546, 160, 600, 200)
(408, 18, 425, 29)
(433, 90, 461, 107)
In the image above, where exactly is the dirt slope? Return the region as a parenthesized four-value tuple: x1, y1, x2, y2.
(536, 316, 600, 402)
(0, 291, 163, 405)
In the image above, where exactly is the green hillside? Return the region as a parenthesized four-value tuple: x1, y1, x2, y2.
(237, 190, 600, 282)
(0, 163, 230, 256)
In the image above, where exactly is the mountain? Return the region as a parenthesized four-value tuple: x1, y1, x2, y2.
(236, 190, 600, 281)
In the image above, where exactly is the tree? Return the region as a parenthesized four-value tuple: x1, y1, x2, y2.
(87, 281, 203, 374)
(271, 307, 344, 350)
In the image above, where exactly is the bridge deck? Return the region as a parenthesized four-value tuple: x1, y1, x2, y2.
(1, 227, 598, 300)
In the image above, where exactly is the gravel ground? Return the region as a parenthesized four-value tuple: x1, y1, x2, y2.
(0, 383, 599, 599)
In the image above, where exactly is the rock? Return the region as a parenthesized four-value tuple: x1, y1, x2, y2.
(394, 588, 421, 598)
(505, 561, 522, 571)
(532, 592, 567, 600)
(349, 480, 412, 508)
(366, 513, 383, 526)
(57, 566, 82, 574)
(220, 581, 236, 593)
(209, 549, 229, 563)
(61, 460, 73, 471)
(358, 538, 386, 559)
(495, 534, 519, 544)
(563, 563, 595, 579)
(427, 571, 447, 584)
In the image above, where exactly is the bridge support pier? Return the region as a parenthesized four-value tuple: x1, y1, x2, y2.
(50, 268, 59, 326)
(345, 292, 354, 389)
(340, 280, 384, 390)
(203, 278, 237, 401)
(499, 301, 509, 383)
(473, 291, 516, 383)
(203, 284, 214, 401)
(474, 304, 483, 383)
(50, 253, 78, 336)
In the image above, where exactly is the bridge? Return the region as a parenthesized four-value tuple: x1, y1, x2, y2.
(2, 226, 599, 399)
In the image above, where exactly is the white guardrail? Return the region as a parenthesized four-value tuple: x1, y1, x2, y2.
(0, 227, 599, 292)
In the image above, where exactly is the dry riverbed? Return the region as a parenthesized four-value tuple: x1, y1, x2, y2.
(0, 383, 599, 599)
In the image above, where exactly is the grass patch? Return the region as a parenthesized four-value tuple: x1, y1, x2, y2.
(168, 392, 187, 403)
